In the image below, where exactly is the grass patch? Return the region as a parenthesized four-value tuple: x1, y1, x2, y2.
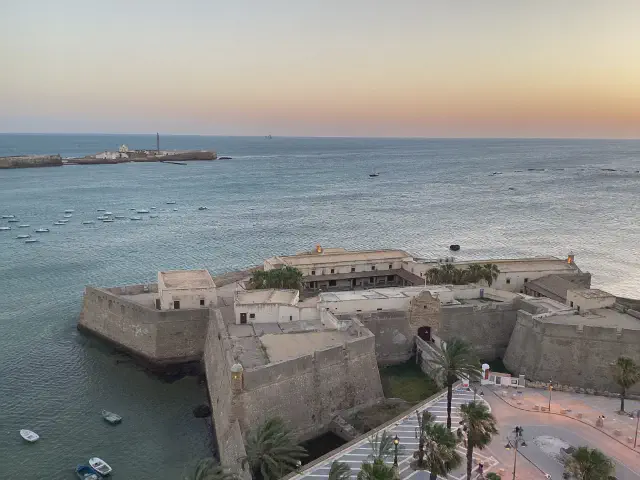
(379, 359, 439, 404)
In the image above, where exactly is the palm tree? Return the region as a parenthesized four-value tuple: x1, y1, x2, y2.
(481, 264, 500, 287)
(612, 356, 640, 412)
(439, 264, 457, 284)
(432, 338, 481, 428)
(367, 430, 396, 463)
(357, 459, 396, 480)
(241, 417, 307, 480)
(414, 411, 462, 480)
(458, 401, 498, 480)
(426, 267, 442, 284)
(183, 458, 237, 480)
(248, 266, 303, 290)
(563, 446, 615, 480)
(329, 461, 352, 480)
(465, 264, 485, 284)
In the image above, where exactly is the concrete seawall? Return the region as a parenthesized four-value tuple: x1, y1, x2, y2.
(0, 154, 63, 169)
(78, 285, 209, 371)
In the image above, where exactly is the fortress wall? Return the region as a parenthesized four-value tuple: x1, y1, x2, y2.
(504, 313, 640, 394)
(106, 283, 158, 295)
(237, 333, 383, 441)
(439, 303, 518, 360)
(0, 154, 63, 169)
(358, 313, 414, 365)
(79, 286, 208, 364)
(203, 310, 250, 479)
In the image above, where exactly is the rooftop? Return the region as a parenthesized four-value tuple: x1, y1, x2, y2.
(260, 330, 355, 363)
(269, 248, 412, 267)
(526, 274, 584, 298)
(541, 308, 640, 330)
(570, 288, 615, 299)
(235, 289, 298, 305)
(319, 286, 452, 302)
(452, 257, 577, 273)
(158, 269, 215, 290)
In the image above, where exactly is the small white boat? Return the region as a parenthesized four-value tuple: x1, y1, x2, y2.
(101, 410, 122, 425)
(0, 226, 11, 231)
(54, 221, 66, 225)
(105, 211, 113, 215)
(82, 221, 95, 225)
(65, 209, 74, 213)
(17, 234, 30, 239)
(2, 214, 15, 219)
(64, 214, 73, 218)
(97, 216, 107, 220)
(114, 215, 126, 219)
(59, 219, 69, 223)
(89, 457, 113, 476)
(173, 208, 178, 212)
(7, 219, 19, 223)
(130, 216, 142, 221)
(151, 207, 156, 209)
(149, 214, 158, 218)
(18, 224, 30, 228)
(137, 209, 149, 214)
(25, 239, 39, 243)
(35, 228, 49, 233)
(20, 429, 39, 442)
(97, 209, 106, 212)
(166, 201, 176, 205)
(102, 219, 114, 223)
(198, 206, 208, 211)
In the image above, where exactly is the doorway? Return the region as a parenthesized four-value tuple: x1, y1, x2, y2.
(173, 300, 180, 310)
(240, 313, 247, 324)
(418, 326, 431, 342)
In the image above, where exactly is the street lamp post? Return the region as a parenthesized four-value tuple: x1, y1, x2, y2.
(393, 435, 399, 467)
(505, 426, 526, 480)
(632, 410, 640, 449)
(548, 379, 553, 413)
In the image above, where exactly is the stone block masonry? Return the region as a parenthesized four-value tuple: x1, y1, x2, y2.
(78, 285, 209, 368)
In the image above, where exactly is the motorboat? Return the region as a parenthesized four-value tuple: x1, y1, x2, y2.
(7, 219, 19, 223)
(25, 239, 39, 243)
(2, 214, 15, 219)
(102, 219, 114, 223)
(105, 211, 113, 216)
(151, 207, 156, 209)
(82, 221, 95, 225)
(18, 224, 30, 228)
(137, 209, 149, 214)
(17, 234, 30, 239)
(75, 465, 100, 480)
(59, 219, 69, 223)
(149, 214, 158, 218)
(130, 216, 142, 221)
(166, 201, 176, 205)
(89, 457, 113, 476)
(97, 209, 106, 212)
(20, 429, 39, 442)
(0, 226, 11, 231)
(65, 209, 74, 213)
(97, 216, 108, 220)
(64, 214, 73, 218)
(54, 221, 66, 225)
(101, 410, 122, 425)
(173, 208, 178, 212)
(35, 228, 49, 233)
(114, 215, 126, 219)
(198, 206, 208, 211)
(369, 172, 379, 177)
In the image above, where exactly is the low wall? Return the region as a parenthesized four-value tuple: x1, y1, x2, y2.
(357, 312, 414, 365)
(503, 311, 640, 394)
(78, 286, 209, 366)
(439, 302, 517, 360)
(0, 154, 63, 169)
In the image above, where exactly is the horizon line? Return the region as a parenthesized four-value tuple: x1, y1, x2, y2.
(1, 132, 639, 141)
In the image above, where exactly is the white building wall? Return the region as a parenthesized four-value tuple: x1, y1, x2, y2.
(320, 296, 412, 314)
(566, 291, 616, 312)
(235, 303, 280, 324)
(159, 287, 217, 310)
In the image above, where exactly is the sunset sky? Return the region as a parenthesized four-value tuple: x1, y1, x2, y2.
(1, 0, 639, 137)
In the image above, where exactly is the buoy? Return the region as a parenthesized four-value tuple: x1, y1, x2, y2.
(449, 244, 460, 251)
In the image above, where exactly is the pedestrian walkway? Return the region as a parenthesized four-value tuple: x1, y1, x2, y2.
(293, 389, 499, 480)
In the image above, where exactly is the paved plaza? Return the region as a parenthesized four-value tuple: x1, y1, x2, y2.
(293, 388, 498, 480)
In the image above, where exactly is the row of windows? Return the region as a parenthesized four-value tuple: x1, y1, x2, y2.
(310, 264, 395, 275)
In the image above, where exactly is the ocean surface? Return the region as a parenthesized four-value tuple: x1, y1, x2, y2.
(1, 134, 639, 479)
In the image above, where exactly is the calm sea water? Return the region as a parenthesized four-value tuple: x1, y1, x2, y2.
(1, 134, 639, 479)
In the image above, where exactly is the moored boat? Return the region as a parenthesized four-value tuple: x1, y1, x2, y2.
(65, 209, 74, 213)
(25, 238, 39, 243)
(198, 206, 208, 210)
(82, 221, 95, 225)
(18, 224, 30, 228)
(101, 410, 122, 425)
(64, 214, 73, 218)
(54, 221, 66, 225)
(89, 457, 113, 476)
(0, 226, 11, 231)
(75, 465, 100, 480)
(7, 218, 19, 223)
(35, 228, 49, 233)
(130, 216, 142, 221)
(20, 429, 39, 442)
(17, 234, 30, 239)
(137, 209, 149, 214)
(166, 201, 176, 204)
(2, 214, 15, 219)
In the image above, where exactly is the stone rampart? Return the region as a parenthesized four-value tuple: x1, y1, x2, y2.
(503, 311, 640, 394)
(439, 302, 517, 360)
(79, 286, 208, 366)
(0, 154, 63, 169)
(357, 312, 414, 365)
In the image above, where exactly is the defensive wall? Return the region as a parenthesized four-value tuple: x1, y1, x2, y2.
(503, 310, 640, 394)
(203, 306, 384, 475)
(0, 154, 63, 169)
(78, 284, 209, 368)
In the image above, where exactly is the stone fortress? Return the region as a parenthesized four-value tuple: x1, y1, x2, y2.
(78, 246, 640, 475)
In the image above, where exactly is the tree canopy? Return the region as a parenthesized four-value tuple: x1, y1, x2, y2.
(426, 263, 500, 286)
(248, 266, 303, 291)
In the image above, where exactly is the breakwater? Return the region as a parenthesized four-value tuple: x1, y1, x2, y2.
(0, 154, 63, 169)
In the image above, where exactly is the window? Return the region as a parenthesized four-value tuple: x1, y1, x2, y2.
(311, 270, 316, 275)
(173, 300, 180, 309)
(369, 277, 374, 283)
(506, 278, 511, 284)
(371, 265, 376, 271)
(330, 268, 335, 274)
(387, 275, 394, 281)
(249, 313, 255, 319)
(377, 308, 382, 311)
(389, 264, 393, 269)
(329, 280, 337, 286)
(351, 267, 356, 272)
(577, 305, 580, 312)
(356, 309, 362, 312)
(200, 299, 205, 306)
(570, 301, 574, 307)
(289, 316, 292, 321)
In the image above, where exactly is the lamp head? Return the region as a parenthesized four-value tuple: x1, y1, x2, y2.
(394, 435, 399, 445)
